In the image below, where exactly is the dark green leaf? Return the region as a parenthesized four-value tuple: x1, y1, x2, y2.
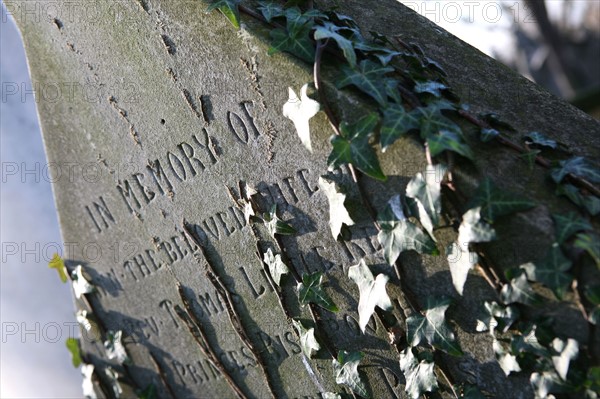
(405, 164, 447, 237)
(406, 296, 463, 356)
(264, 204, 297, 237)
(379, 104, 420, 151)
(378, 196, 438, 265)
(353, 41, 400, 65)
(458, 207, 497, 245)
(399, 347, 438, 399)
(415, 101, 462, 139)
(336, 60, 395, 106)
(298, 272, 339, 312)
(574, 232, 600, 267)
(552, 212, 592, 244)
(66, 338, 82, 368)
(480, 128, 499, 143)
(263, 248, 289, 286)
(521, 243, 573, 299)
(348, 260, 393, 332)
(314, 22, 357, 66)
(257, 1, 284, 22)
(138, 384, 157, 399)
(328, 113, 386, 180)
(552, 156, 600, 184)
(292, 319, 320, 358)
(524, 132, 558, 149)
(555, 184, 600, 216)
(427, 130, 474, 160)
(518, 150, 541, 170)
(414, 81, 448, 98)
(333, 351, 369, 398)
(468, 178, 536, 223)
(49, 253, 68, 283)
(455, 384, 485, 399)
(318, 177, 355, 239)
(584, 285, 600, 325)
(269, 25, 315, 63)
(446, 242, 478, 296)
(500, 269, 543, 306)
(476, 301, 520, 334)
(206, 0, 241, 29)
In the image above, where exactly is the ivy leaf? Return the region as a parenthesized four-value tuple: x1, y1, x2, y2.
(552, 212, 592, 244)
(332, 351, 369, 398)
(521, 243, 573, 299)
(530, 370, 568, 398)
(427, 130, 474, 160)
(336, 60, 395, 106)
(458, 207, 496, 245)
(379, 103, 420, 151)
(476, 301, 520, 334)
(282, 84, 320, 152)
(518, 150, 541, 170)
(405, 164, 447, 238)
(49, 253, 68, 283)
(552, 156, 600, 184)
(322, 393, 341, 399)
(406, 296, 463, 356)
(573, 232, 600, 267)
(468, 178, 536, 223)
(480, 128, 499, 143)
(76, 309, 93, 332)
(263, 248, 289, 286)
(81, 364, 96, 399)
(104, 330, 129, 365)
(399, 347, 438, 399)
(584, 285, 600, 325)
(414, 81, 448, 98)
(328, 113, 386, 180)
(264, 204, 296, 237)
(353, 41, 400, 65)
(206, 0, 241, 29)
(551, 338, 579, 380)
(556, 183, 600, 216)
(524, 132, 559, 149)
(105, 367, 123, 398)
(446, 242, 478, 296)
(314, 22, 357, 66)
(455, 384, 486, 399)
(348, 260, 393, 332)
(500, 269, 542, 306)
(257, 1, 284, 22)
(298, 272, 339, 312)
(415, 102, 462, 139)
(292, 319, 320, 358)
(318, 177, 355, 239)
(71, 265, 94, 299)
(268, 9, 316, 63)
(378, 195, 438, 266)
(137, 384, 157, 399)
(66, 338, 82, 367)
(493, 339, 521, 376)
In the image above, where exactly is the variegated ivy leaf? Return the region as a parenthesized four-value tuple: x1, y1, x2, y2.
(458, 207, 496, 246)
(332, 351, 369, 398)
(551, 338, 579, 380)
(406, 296, 463, 356)
(521, 243, 573, 299)
(297, 272, 338, 312)
(493, 339, 521, 376)
(467, 178, 536, 223)
(318, 177, 354, 239)
(104, 330, 129, 365)
(348, 260, 393, 332)
(476, 301, 520, 334)
(292, 319, 320, 358)
(282, 84, 320, 152)
(66, 337, 82, 368)
(71, 265, 94, 299)
(264, 204, 296, 237)
(105, 367, 123, 398)
(552, 212, 592, 244)
(263, 248, 289, 286)
(405, 164, 447, 238)
(49, 253, 68, 283)
(500, 269, 542, 306)
(399, 347, 438, 399)
(81, 364, 97, 399)
(378, 195, 438, 266)
(205, 0, 241, 29)
(446, 242, 478, 296)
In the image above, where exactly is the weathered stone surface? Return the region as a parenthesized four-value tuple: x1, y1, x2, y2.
(11, 0, 599, 398)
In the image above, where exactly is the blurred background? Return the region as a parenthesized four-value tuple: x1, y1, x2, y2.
(1, 0, 598, 397)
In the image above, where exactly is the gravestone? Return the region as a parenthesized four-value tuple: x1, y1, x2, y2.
(9, 0, 599, 398)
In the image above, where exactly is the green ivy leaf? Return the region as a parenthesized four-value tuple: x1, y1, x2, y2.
(556, 183, 600, 216)
(292, 319, 320, 358)
(104, 330, 129, 365)
(468, 178, 536, 223)
(458, 207, 496, 245)
(510, 324, 550, 358)
(378, 195, 438, 266)
(137, 384, 157, 399)
(268, 8, 317, 63)
(427, 129, 474, 160)
(336, 60, 395, 106)
(264, 204, 296, 237)
(314, 22, 357, 66)
(353, 41, 400, 65)
(318, 177, 355, 239)
(328, 113, 386, 180)
(298, 272, 339, 312)
(81, 364, 96, 399)
(263, 248, 289, 286)
(500, 269, 543, 306)
(584, 285, 600, 325)
(476, 301, 520, 334)
(573, 232, 600, 267)
(406, 296, 463, 356)
(414, 81, 448, 98)
(257, 1, 284, 22)
(206, 0, 241, 29)
(552, 156, 600, 184)
(552, 212, 592, 244)
(399, 347, 438, 399)
(551, 338, 579, 380)
(348, 260, 393, 332)
(446, 242, 478, 296)
(333, 351, 369, 398)
(49, 253, 68, 283)
(518, 149, 541, 170)
(282, 84, 320, 152)
(71, 265, 94, 299)
(415, 101, 462, 139)
(524, 132, 560, 149)
(405, 164, 447, 238)
(493, 339, 521, 376)
(66, 338, 82, 368)
(379, 103, 420, 151)
(480, 128, 499, 143)
(521, 243, 573, 299)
